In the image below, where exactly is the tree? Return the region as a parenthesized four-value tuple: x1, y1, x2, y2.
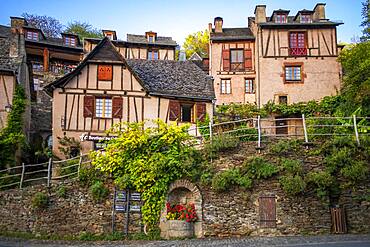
(183, 30, 209, 59)
(361, 0, 370, 41)
(65, 21, 104, 40)
(21, 13, 63, 38)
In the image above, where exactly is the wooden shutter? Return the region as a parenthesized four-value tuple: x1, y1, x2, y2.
(98, 65, 113, 81)
(83, 95, 94, 118)
(244, 49, 252, 70)
(112, 97, 123, 118)
(196, 103, 206, 122)
(168, 100, 180, 121)
(222, 49, 230, 71)
(259, 195, 276, 228)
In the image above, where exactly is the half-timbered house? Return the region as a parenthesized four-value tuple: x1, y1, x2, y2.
(45, 38, 214, 156)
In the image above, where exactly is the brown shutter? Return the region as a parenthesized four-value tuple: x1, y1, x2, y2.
(112, 97, 123, 118)
(196, 103, 206, 122)
(83, 95, 94, 118)
(98, 65, 113, 81)
(168, 100, 180, 121)
(222, 49, 230, 71)
(259, 195, 276, 228)
(244, 49, 252, 70)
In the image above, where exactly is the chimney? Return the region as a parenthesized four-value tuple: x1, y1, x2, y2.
(254, 5, 266, 23)
(313, 3, 326, 21)
(214, 17, 223, 33)
(9, 17, 27, 57)
(208, 23, 212, 33)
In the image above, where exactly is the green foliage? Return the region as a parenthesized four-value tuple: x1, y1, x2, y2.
(212, 168, 242, 192)
(203, 134, 240, 159)
(269, 139, 301, 155)
(65, 21, 104, 40)
(78, 163, 104, 187)
(57, 136, 81, 159)
(216, 103, 262, 120)
(243, 157, 279, 179)
(279, 175, 306, 196)
(279, 158, 303, 175)
(31, 192, 49, 209)
(183, 30, 209, 58)
(56, 185, 67, 198)
(360, 0, 370, 42)
(0, 85, 26, 169)
(90, 120, 198, 228)
(306, 171, 335, 199)
(59, 159, 79, 176)
(90, 181, 109, 203)
(340, 161, 368, 183)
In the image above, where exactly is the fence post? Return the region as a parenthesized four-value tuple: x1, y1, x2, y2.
(47, 158, 52, 187)
(257, 115, 261, 152)
(77, 154, 83, 179)
(302, 114, 309, 145)
(209, 120, 213, 145)
(19, 162, 25, 189)
(353, 115, 360, 146)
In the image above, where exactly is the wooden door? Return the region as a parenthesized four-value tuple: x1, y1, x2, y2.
(275, 118, 288, 135)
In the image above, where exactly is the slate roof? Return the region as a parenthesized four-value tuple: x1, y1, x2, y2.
(0, 26, 21, 73)
(210, 28, 255, 41)
(126, 59, 214, 101)
(45, 37, 214, 101)
(126, 34, 177, 46)
(248, 16, 343, 28)
(0, 25, 11, 38)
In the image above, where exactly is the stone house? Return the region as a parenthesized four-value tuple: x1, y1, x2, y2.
(209, 3, 343, 107)
(45, 38, 214, 157)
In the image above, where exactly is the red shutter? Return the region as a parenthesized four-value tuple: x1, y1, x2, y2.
(168, 100, 180, 121)
(196, 103, 206, 122)
(259, 195, 276, 228)
(222, 49, 230, 71)
(98, 65, 113, 81)
(244, 49, 252, 70)
(112, 97, 123, 118)
(83, 95, 94, 118)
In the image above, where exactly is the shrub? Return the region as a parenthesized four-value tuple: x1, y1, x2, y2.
(56, 185, 67, 198)
(212, 168, 240, 192)
(236, 176, 253, 189)
(90, 181, 109, 202)
(31, 192, 49, 209)
(279, 175, 306, 196)
(203, 134, 240, 159)
(79, 163, 103, 187)
(232, 123, 258, 142)
(269, 139, 301, 155)
(306, 171, 334, 199)
(60, 159, 79, 176)
(243, 157, 279, 179)
(280, 158, 303, 175)
(340, 161, 368, 183)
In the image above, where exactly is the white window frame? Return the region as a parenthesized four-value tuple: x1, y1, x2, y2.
(95, 98, 112, 118)
(220, 79, 231, 94)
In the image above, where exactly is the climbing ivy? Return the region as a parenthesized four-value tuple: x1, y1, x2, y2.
(0, 85, 26, 169)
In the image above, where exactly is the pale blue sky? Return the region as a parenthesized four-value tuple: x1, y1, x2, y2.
(0, 0, 364, 46)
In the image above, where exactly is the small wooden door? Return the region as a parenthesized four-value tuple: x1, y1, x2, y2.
(275, 118, 288, 135)
(259, 195, 276, 228)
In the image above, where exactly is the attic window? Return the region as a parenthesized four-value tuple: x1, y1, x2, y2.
(98, 65, 113, 81)
(64, 36, 76, 47)
(26, 31, 38, 41)
(148, 35, 155, 43)
(105, 33, 114, 40)
(275, 14, 287, 23)
(300, 14, 312, 23)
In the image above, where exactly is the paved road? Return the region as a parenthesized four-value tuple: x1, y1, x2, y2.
(0, 234, 370, 247)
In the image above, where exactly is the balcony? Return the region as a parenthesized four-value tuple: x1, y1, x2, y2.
(289, 48, 307, 56)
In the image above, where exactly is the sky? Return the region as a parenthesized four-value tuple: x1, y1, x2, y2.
(0, 0, 365, 46)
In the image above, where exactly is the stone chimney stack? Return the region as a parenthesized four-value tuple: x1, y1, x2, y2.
(214, 17, 223, 33)
(9, 17, 27, 58)
(313, 3, 326, 21)
(208, 23, 212, 33)
(254, 5, 266, 24)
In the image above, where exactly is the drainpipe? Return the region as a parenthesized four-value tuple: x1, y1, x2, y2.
(257, 26, 261, 109)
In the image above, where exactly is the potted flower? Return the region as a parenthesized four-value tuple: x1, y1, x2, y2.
(164, 202, 198, 238)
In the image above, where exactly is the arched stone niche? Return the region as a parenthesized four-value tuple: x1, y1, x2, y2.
(159, 179, 203, 238)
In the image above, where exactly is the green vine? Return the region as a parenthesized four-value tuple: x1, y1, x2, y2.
(0, 85, 26, 169)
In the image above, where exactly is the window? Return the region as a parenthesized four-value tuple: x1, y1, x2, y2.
(148, 50, 159, 60)
(98, 65, 113, 81)
(275, 14, 287, 23)
(285, 66, 302, 82)
(278, 95, 288, 104)
(245, 79, 254, 94)
(220, 79, 231, 94)
(95, 98, 112, 118)
(33, 78, 40, 91)
(301, 14, 312, 23)
(148, 35, 155, 43)
(65, 36, 76, 47)
(289, 32, 307, 56)
(181, 104, 193, 122)
(26, 31, 38, 41)
(230, 49, 244, 71)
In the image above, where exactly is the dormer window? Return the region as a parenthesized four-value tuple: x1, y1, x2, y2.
(300, 14, 312, 23)
(64, 36, 76, 47)
(145, 31, 157, 43)
(106, 33, 114, 40)
(275, 14, 287, 23)
(26, 31, 38, 41)
(148, 35, 155, 43)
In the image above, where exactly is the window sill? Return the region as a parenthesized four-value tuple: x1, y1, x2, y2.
(284, 80, 304, 84)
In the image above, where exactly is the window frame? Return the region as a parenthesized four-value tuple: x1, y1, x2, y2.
(64, 36, 76, 47)
(95, 97, 113, 119)
(283, 62, 304, 84)
(147, 50, 159, 60)
(245, 78, 255, 94)
(289, 31, 307, 56)
(180, 103, 194, 123)
(26, 31, 39, 41)
(230, 49, 244, 71)
(300, 14, 312, 23)
(220, 78, 232, 94)
(275, 14, 287, 23)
